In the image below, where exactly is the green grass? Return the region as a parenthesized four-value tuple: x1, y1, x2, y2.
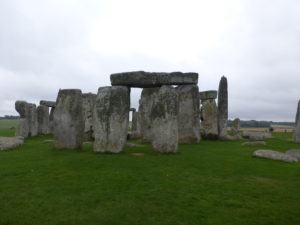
(0, 124, 300, 224)
(0, 119, 18, 137)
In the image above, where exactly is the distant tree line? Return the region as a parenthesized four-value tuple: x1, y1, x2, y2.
(228, 120, 294, 128)
(0, 115, 19, 120)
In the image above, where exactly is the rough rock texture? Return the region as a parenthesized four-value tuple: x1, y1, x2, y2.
(53, 89, 84, 149)
(218, 76, 228, 140)
(0, 136, 24, 151)
(138, 87, 160, 142)
(243, 131, 273, 140)
(28, 103, 38, 137)
(285, 150, 300, 160)
(82, 93, 96, 141)
(40, 100, 56, 108)
(93, 86, 130, 153)
(177, 85, 200, 143)
(37, 105, 50, 135)
(294, 100, 300, 143)
(151, 85, 179, 153)
(15, 101, 29, 137)
(49, 107, 55, 133)
(111, 71, 198, 87)
(253, 150, 298, 163)
(242, 141, 266, 146)
(231, 118, 240, 135)
(200, 99, 218, 140)
(131, 111, 138, 132)
(199, 90, 217, 100)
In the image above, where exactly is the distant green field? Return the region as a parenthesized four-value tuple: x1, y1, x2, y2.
(0, 119, 18, 136)
(0, 122, 300, 225)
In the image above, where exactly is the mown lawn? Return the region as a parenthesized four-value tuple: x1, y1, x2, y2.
(0, 122, 300, 225)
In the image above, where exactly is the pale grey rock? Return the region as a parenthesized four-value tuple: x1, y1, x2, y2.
(253, 149, 298, 163)
(82, 93, 96, 141)
(177, 85, 200, 143)
(53, 89, 84, 149)
(285, 150, 300, 160)
(15, 101, 30, 137)
(0, 136, 24, 151)
(231, 118, 240, 135)
(37, 105, 50, 135)
(242, 141, 266, 146)
(110, 71, 198, 87)
(200, 99, 218, 140)
(294, 100, 300, 143)
(243, 131, 273, 140)
(40, 100, 56, 108)
(28, 103, 38, 137)
(218, 76, 228, 140)
(199, 90, 217, 100)
(151, 85, 179, 153)
(93, 86, 130, 153)
(138, 87, 160, 142)
(131, 111, 138, 132)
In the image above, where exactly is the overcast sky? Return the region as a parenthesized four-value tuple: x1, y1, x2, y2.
(0, 0, 299, 121)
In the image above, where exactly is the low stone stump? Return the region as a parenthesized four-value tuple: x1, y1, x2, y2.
(242, 141, 266, 146)
(0, 136, 24, 151)
(151, 85, 179, 153)
(93, 86, 130, 153)
(37, 105, 50, 135)
(53, 89, 84, 149)
(253, 150, 298, 163)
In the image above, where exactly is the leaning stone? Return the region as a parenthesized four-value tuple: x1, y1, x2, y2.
(93, 86, 130, 153)
(200, 99, 218, 140)
(199, 90, 217, 100)
(253, 149, 298, 163)
(53, 89, 84, 149)
(40, 100, 56, 108)
(231, 118, 240, 135)
(37, 105, 50, 135)
(177, 85, 200, 143)
(110, 71, 198, 88)
(138, 87, 160, 142)
(218, 76, 228, 140)
(294, 100, 300, 143)
(242, 141, 266, 146)
(0, 136, 24, 151)
(151, 85, 179, 153)
(285, 150, 300, 160)
(82, 93, 96, 141)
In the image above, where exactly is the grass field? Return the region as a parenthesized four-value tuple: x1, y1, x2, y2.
(0, 120, 300, 225)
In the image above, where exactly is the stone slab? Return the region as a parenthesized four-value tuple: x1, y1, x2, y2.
(40, 100, 56, 108)
(199, 90, 217, 100)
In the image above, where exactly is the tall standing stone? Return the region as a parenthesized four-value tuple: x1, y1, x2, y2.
(200, 100, 218, 139)
(294, 100, 300, 143)
(151, 85, 179, 153)
(37, 105, 50, 135)
(138, 87, 160, 142)
(53, 89, 84, 149)
(177, 85, 200, 143)
(82, 93, 96, 141)
(218, 76, 228, 140)
(15, 101, 30, 137)
(231, 118, 240, 135)
(93, 86, 130, 153)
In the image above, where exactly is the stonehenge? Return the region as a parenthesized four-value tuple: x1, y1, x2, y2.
(37, 105, 50, 135)
(217, 76, 228, 140)
(15, 101, 38, 137)
(53, 89, 84, 149)
(294, 100, 300, 143)
(40, 100, 56, 133)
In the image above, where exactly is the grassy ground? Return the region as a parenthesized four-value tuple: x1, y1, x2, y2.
(0, 122, 300, 225)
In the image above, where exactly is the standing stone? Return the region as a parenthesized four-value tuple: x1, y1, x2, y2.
(28, 103, 38, 137)
(218, 76, 228, 140)
(15, 101, 29, 137)
(37, 105, 50, 135)
(53, 89, 84, 149)
(177, 85, 200, 143)
(49, 107, 55, 133)
(294, 100, 300, 144)
(138, 87, 160, 142)
(130, 108, 138, 132)
(82, 93, 96, 141)
(151, 85, 179, 153)
(231, 118, 240, 135)
(93, 86, 130, 153)
(200, 99, 218, 139)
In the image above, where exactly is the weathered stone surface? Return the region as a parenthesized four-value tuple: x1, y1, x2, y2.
(28, 103, 38, 137)
(253, 150, 298, 163)
(130, 108, 136, 112)
(200, 99, 218, 140)
(93, 86, 130, 153)
(138, 87, 160, 142)
(82, 93, 96, 141)
(37, 105, 50, 135)
(243, 131, 273, 140)
(177, 85, 200, 143)
(15, 101, 29, 137)
(231, 118, 240, 135)
(242, 141, 266, 146)
(199, 90, 217, 100)
(131, 111, 138, 132)
(40, 100, 56, 108)
(0, 136, 24, 151)
(285, 150, 300, 160)
(15, 101, 28, 118)
(111, 71, 198, 87)
(294, 100, 300, 143)
(53, 89, 84, 149)
(49, 107, 55, 133)
(218, 76, 228, 140)
(151, 85, 179, 153)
